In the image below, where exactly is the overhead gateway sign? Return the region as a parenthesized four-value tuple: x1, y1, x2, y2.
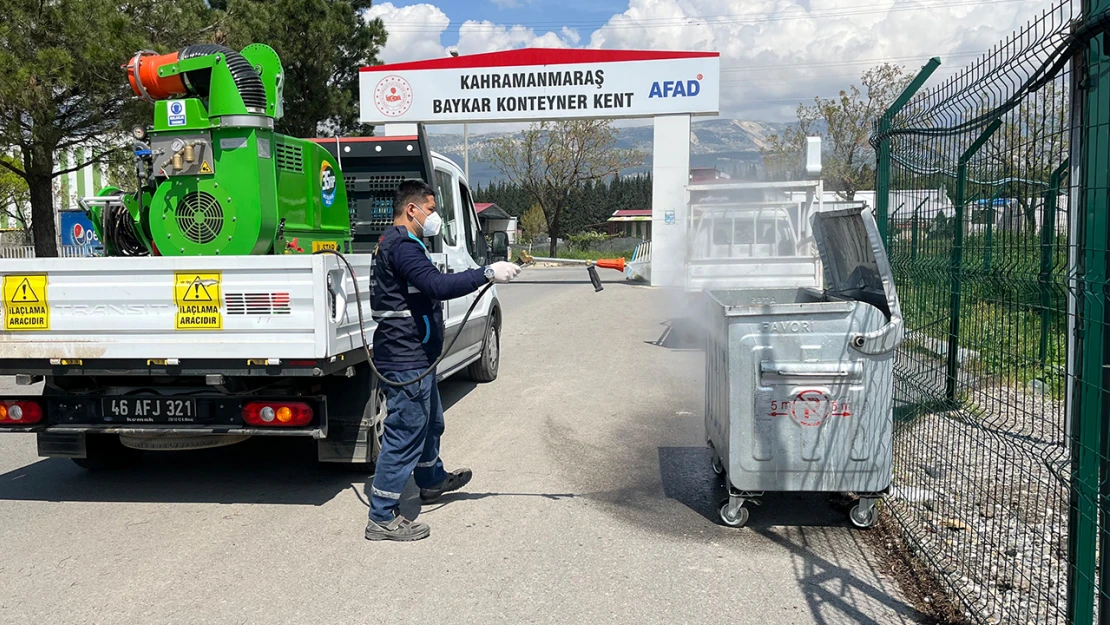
(359, 48, 720, 124)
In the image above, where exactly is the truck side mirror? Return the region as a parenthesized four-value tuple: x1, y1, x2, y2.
(490, 232, 509, 262)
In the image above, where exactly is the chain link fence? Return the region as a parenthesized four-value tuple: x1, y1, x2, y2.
(872, 0, 1110, 622)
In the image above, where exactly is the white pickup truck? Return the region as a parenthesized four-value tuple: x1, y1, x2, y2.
(0, 131, 506, 470)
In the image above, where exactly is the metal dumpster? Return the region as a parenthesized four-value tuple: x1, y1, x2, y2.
(703, 206, 903, 528)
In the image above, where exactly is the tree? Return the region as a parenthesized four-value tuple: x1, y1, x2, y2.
(982, 79, 1069, 233)
(0, 0, 211, 256)
(519, 204, 547, 246)
(213, 0, 387, 137)
(486, 120, 643, 256)
(762, 63, 912, 199)
(0, 155, 30, 239)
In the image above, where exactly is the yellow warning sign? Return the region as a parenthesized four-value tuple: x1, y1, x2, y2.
(199, 160, 213, 174)
(173, 272, 222, 330)
(3, 275, 49, 331)
(312, 240, 339, 252)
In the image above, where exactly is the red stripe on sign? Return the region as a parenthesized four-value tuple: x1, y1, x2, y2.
(307, 136, 419, 143)
(361, 47, 719, 72)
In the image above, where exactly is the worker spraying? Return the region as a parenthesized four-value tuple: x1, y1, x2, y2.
(365, 180, 522, 542)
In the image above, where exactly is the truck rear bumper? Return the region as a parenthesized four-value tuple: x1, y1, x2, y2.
(0, 394, 327, 438)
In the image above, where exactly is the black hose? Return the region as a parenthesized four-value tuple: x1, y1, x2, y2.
(313, 249, 495, 388)
(178, 44, 268, 111)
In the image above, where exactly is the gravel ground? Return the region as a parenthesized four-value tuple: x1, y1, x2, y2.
(889, 365, 1070, 625)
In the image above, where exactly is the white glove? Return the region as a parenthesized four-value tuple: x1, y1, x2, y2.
(488, 261, 522, 283)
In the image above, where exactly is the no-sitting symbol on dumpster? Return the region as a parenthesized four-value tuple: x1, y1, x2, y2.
(768, 389, 853, 427)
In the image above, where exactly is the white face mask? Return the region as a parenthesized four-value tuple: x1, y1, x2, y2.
(418, 209, 443, 238)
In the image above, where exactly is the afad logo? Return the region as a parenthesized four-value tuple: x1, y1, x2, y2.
(374, 75, 414, 118)
(320, 162, 337, 208)
(648, 74, 703, 98)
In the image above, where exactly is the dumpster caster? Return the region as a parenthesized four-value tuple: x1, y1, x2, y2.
(710, 449, 724, 476)
(849, 498, 880, 529)
(718, 500, 749, 528)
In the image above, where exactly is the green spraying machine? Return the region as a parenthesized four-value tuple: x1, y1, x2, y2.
(85, 44, 352, 257)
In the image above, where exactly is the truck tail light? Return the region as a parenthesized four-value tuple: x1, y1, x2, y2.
(242, 402, 313, 427)
(0, 400, 43, 425)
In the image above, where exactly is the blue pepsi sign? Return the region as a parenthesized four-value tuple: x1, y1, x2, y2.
(59, 210, 103, 254)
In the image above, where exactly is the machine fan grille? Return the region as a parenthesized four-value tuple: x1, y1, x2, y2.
(175, 191, 224, 245)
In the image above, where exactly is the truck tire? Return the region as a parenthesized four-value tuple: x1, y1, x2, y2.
(71, 434, 143, 471)
(466, 315, 500, 383)
(365, 380, 387, 465)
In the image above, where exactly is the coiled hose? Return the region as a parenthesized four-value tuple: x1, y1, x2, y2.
(313, 249, 496, 388)
(178, 44, 268, 111)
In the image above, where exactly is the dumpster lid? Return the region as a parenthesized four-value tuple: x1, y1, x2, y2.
(811, 206, 898, 317)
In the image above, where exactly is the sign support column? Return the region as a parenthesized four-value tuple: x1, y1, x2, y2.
(650, 114, 691, 289)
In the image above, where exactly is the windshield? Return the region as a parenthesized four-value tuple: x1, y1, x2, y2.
(693, 208, 798, 260)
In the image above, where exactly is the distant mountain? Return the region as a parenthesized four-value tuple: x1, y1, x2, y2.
(426, 118, 794, 187)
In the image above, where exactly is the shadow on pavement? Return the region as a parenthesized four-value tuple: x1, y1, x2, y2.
(755, 527, 927, 624)
(657, 446, 859, 529)
(440, 379, 478, 412)
(0, 379, 487, 507)
(0, 437, 360, 506)
(645, 318, 704, 351)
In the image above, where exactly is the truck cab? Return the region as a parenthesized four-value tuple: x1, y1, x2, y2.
(0, 130, 503, 471)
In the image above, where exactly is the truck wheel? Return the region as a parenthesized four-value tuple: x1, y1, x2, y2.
(467, 317, 500, 383)
(366, 382, 388, 465)
(71, 434, 143, 471)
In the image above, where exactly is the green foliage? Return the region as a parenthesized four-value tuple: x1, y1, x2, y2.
(475, 173, 653, 237)
(528, 248, 636, 261)
(891, 233, 1068, 398)
(0, 0, 212, 255)
(484, 120, 645, 256)
(0, 155, 30, 233)
(567, 230, 609, 251)
(518, 204, 547, 244)
(761, 63, 912, 198)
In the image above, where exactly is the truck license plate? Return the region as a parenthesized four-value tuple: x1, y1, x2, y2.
(102, 397, 198, 423)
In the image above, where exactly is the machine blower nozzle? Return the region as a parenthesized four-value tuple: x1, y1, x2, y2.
(515, 251, 627, 292)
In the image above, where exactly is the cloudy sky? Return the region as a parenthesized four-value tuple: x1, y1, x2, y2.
(365, 0, 1060, 128)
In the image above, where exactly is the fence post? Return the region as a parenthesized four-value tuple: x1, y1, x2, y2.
(1070, 4, 1110, 620)
(910, 199, 927, 262)
(946, 119, 1002, 402)
(1040, 159, 1068, 365)
(875, 57, 941, 246)
(982, 186, 1006, 272)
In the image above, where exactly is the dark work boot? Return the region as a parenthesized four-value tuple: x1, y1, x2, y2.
(365, 515, 430, 542)
(420, 468, 473, 503)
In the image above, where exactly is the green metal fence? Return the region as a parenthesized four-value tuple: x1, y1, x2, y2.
(872, 1, 1110, 622)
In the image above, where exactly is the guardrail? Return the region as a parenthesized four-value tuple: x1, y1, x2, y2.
(627, 241, 651, 282)
(0, 245, 100, 259)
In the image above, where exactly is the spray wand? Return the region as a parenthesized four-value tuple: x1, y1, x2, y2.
(515, 251, 626, 292)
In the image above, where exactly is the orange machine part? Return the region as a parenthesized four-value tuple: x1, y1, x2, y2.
(126, 52, 186, 101)
(595, 258, 625, 272)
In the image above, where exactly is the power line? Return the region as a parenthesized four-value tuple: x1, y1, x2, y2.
(719, 50, 986, 73)
(379, 0, 1045, 32)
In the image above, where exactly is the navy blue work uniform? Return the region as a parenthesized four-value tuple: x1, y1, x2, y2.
(368, 225, 487, 522)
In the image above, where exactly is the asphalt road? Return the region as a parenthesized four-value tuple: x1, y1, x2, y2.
(0, 267, 922, 625)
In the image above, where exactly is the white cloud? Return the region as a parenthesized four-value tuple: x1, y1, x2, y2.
(367, 0, 1062, 121)
(587, 0, 1060, 120)
(363, 2, 451, 64)
(456, 20, 576, 54)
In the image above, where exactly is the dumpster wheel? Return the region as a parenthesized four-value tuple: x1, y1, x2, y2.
(718, 498, 750, 528)
(849, 498, 880, 529)
(710, 448, 724, 476)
